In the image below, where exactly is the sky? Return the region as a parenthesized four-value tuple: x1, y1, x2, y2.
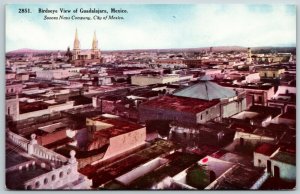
(5, 4, 296, 52)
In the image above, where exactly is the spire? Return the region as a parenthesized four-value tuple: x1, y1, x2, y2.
(75, 28, 78, 40)
(93, 30, 97, 41)
(73, 28, 80, 50)
(92, 30, 98, 50)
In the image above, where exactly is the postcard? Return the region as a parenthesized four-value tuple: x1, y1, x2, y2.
(5, 3, 296, 190)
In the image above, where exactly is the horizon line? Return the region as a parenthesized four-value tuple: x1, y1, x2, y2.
(6, 45, 297, 53)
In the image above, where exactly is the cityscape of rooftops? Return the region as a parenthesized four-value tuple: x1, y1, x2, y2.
(5, 3, 296, 190)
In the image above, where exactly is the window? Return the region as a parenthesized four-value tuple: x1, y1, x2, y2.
(273, 73, 276, 78)
(200, 114, 203, 120)
(51, 174, 56, 181)
(35, 181, 40, 188)
(44, 178, 48, 185)
(59, 171, 64, 178)
(67, 168, 71, 175)
(206, 110, 209, 115)
(258, 159, 261, 164)
(7, 107, 10, 115)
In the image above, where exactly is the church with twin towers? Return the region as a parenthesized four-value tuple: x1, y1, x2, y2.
(72, 29, 101, 65)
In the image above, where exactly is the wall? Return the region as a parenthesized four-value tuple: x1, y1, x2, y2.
(7, 131, 92, 189)
(245, 73, 260, 83)
(24, 162, 91, 189)
(258, 69, 285, 78)
(6, 84, 23, 95)
(131, 75, 179, 86)
(6, 73, 16, 80)
(17, 101, 74, 121)
(221, 99, 246, 118)
(270, 160, 296, 181)
(37, 129, 67, 146)
(36, 70, 71, 80)
(254, 152, 272, 168)
(16, 74, 30, 81)
(274, 86, 296, 97)
(139, 105, 197, 124)
(102, 127, 146, 160)
(196, 104, 221, 123)
(234, 132, 275, 146)
(6, 97, 19, 119)
(116, 157, 168, 185)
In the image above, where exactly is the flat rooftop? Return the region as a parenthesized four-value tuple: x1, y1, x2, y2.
(129, 152, 201, 189)
(216, 82, 274, 91)
(80, 139, 175, 188)
(141, 95, 220, 114)
(5, 141, 51, 189)
(229, 122, 256, 133)
(254, 143, 279, 156)
(248, 105, 281, 119)
(279, 111, 296, 120)
(271, 151, 296, 166)
(253, 127, 285, 139)
(209, 165, 265, 189)
(19, 101, 50, 114)
(6, 145, 31, 168)
(6, 166, 50, 189)
(90, 116, 144, 138)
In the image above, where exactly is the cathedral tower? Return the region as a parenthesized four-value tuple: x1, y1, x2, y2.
(91, 31, 100, 59)
(73, 29, 81, 60)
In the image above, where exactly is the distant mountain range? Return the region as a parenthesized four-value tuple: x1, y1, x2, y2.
(6, 46, 296, 55)
(6, 48, 56, 54)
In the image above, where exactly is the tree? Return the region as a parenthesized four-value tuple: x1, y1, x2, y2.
(186, 164, 211, 189)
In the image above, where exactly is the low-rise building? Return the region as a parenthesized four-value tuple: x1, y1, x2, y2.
(6, 96, 75, 121)
(269, 150, 296, 181)
(173, 80, 246, 118)
(139, 95, 221, 124)
(257, 68, 285, 80)
(131, 74, 190, 86)
(6, 83, 23, 95)
(172, 156, 235, 189)
(56, 114, 146, 169)
(6, 131, 91, 190)
(254, 144, 296, 182)
(217, 82, 275, 107)
(80, 139, 175, 188)
(206, 164, 267, 189)
(268, 85, 296, 113)
(36, 70, 74, 80)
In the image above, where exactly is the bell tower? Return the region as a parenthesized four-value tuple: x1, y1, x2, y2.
(91, 31, 100, 59)
(73, 29, 81, 60)
(246, 47, 252, 64)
